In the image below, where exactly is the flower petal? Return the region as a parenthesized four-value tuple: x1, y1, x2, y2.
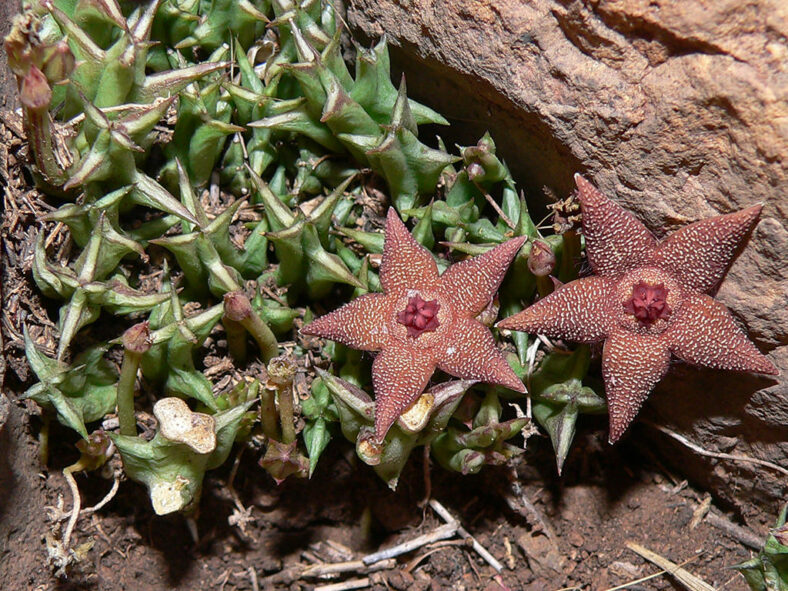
(372, 345, 436, 441)
(301, 293, 394, 351)
(437, 317, 525, 393)
(438, 236, 527, 315)
(574, 174, 657, 276)
(649, 205, 762, 293)
(668, 292, 777, 375)
(602, 330, 671, 443)
(497, 276, 616, 342)
(380, 208, 439, 293)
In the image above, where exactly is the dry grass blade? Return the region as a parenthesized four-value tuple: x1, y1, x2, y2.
(603, 554, 700, 591)
(626, 542, 716, 591)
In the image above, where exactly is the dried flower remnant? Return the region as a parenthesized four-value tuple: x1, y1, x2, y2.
(499, 174, 777, 443)
(303, 208, 526, 442)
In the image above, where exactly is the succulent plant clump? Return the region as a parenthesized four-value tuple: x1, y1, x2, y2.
(7, 1, 603, 571)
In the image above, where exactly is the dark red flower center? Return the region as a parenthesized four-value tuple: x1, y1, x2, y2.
(623, 281, 671, 325)
(396, 293, 441, 338)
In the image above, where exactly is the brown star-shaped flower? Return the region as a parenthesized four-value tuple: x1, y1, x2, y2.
(498, 175, 778, 443)
(302, 209, 526, 442)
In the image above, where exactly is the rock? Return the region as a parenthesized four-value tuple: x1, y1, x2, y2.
(0, 393, 8, 433)
(0, 0, 21, 108)
(346, 0, 788, 514)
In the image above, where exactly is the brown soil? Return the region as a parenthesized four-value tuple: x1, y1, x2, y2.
(0, 111, 772, 591)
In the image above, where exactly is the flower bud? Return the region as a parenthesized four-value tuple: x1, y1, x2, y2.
(528, 240, 556, 277)
(122, 321, 151, 354)
(20, 65, 51, 111)
(41, 41, 75, 84)
(466, 161, 484, 181)
(223, 291, 252, 321)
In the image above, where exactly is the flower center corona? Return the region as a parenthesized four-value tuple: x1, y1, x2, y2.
(623, 281, 671, 325)
(397, 294, 440, 338)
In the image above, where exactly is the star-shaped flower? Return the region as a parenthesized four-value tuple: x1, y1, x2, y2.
(302, 209, 526, 441)
(498, 175, 778, 443)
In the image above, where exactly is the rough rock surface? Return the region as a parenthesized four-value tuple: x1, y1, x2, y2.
(346, 0, 788, 515)
(0, 0, 20, 108)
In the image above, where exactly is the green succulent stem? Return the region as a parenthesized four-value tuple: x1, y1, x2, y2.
(558, 230, 581, 283)
(268, 357, 297, 444)
(25, 108, 67, 185)
(535, 275, 554, 298)
(118, 323, 151, 437)
(279, 392, 296, 444)
(223, 292, 279, 362)
(222, 316, 248, 363)
(259, 386, 280, 441)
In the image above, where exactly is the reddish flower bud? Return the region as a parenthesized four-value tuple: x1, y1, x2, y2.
(223, 291, 252, 322)
(527, 240, 556, 277)
(122, 321, 151, 354)
(466, 161, 485, 181)
(19, 65, 51, 111)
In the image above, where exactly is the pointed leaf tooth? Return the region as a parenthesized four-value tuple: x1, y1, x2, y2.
(196, 235, 242, 295)
(176, 159, 209, 230)
(149, 233, 207, 291)
(92, 281, 169, 313)
(63, 130, 113, 190)
(245, 164, 296, 229)
(288, 18, 321, 62)
(132, 61, 230, 103)
(316, 368, 375, 421)
(118, 96, 177, 139)
(321, 29, 354, 90)
(44, 1, 106, 64)
(249, 106, 346, 154)
(338, 226, 385, 254)
(302, 223, 365, 290)
(390, 76, 418, 135)
(321, 76, 380, 136)
(351, 37, 449, 126)
(77, 0, 127, 29)
(57, 290, 100, 359)
(131, 171, 199, 225)
(239, 0, 270, 23)
(128, 0, 161, 39)
(306, 175, 355, 239)
(532, 398, 579, 475)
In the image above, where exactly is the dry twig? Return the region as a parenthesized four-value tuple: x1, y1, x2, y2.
(314, 578, 370, 591)
(361, 523, 457, 565)
(646, 421, 788, 476)
(626, 542, 715, 591)
(705, 511, 763, 550)
(428, 498, 503, 572)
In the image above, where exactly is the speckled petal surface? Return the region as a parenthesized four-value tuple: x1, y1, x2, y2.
(301, 293, 394, 351)
(574, 174, 657, 276)
(438, 236, 527, 316)
(372, 345, 436, 441)
(379, 208, 439, 294)
(497, 276, 616, 342)
(602, 330, 671, 443)
(437, 317, 525, 392)
(649, 205, 763, 293)
(668, 292, 777, 375)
